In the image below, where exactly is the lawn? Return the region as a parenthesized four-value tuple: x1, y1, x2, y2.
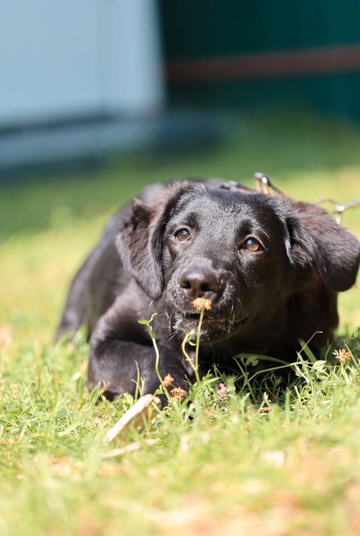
(1, 109, 360, 535)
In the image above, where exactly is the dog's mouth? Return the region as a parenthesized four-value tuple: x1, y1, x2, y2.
(173, 310, 248, 340)
(183, 312, 247, 325)
(172, 311, 248, 344)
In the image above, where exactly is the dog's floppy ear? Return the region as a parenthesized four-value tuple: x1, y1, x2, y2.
(282, 200, 360, 292)
(116, 182, 194, 299)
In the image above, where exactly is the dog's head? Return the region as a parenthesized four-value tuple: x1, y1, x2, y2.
(117, 182, 360, 343)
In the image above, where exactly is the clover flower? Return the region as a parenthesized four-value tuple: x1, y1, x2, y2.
(170, 387, 188, 402)
(162, 374, 174, 388)
(192, 298, 212, 311)
(333, 348, 351, 363)
(217, 383, 228, 399)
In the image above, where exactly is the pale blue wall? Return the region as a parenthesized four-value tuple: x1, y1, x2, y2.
(0, 0, 165, 127)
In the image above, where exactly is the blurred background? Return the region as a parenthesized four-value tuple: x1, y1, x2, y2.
(2, 1, 360, 182)
(0, 0, 359, 336)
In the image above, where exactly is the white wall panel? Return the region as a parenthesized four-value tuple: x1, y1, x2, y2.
(100, 0, 165, 115)
(0, 0, 164, 126)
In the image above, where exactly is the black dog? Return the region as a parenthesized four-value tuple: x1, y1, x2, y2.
(57, 180, 360, 400)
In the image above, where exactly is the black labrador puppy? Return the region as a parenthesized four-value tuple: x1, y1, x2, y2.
(57, 180, 360, 400)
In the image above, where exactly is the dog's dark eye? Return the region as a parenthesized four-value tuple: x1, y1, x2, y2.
(244, 238, 261, 252)
(174, 228, 191, 242)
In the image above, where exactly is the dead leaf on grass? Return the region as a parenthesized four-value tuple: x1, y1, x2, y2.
(177, 434, 190, 456)
(103, 394, 161, 443)
(101, 438, 157, 459)
(158, 504, 287, 536)
(0, 325, 13, 349)
(263, 450, 285, 468)
(48, 458, 84, 478)
(32, 455, 84, 479)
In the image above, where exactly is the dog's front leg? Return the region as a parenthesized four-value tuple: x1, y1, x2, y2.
(88, 338, 190, 402)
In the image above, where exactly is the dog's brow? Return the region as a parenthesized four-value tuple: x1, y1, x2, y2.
(235, 217, 271, 243)
(169, 211, 199, 230)
(236, 220, 253, 237)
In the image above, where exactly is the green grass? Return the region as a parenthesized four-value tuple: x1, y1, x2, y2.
(1, 109, 360, 535)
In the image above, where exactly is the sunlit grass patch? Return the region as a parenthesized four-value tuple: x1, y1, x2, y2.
(2, 334, 360, 535)
(0, 110, 360, 535)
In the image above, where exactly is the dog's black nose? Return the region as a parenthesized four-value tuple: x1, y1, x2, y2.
(179, 268, 219, 300)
